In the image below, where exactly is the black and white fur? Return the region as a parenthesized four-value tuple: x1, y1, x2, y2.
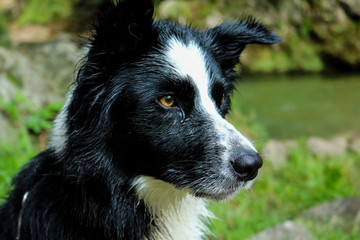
(0, 0, 281, 239)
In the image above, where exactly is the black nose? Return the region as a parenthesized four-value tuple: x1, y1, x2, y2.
(230, 151, 263, 181)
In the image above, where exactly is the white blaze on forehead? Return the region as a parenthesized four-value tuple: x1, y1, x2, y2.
(165, 38, 257, 152)
(166, 38, 218, 115)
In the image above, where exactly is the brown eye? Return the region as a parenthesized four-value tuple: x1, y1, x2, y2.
(159, 95, 175, 107)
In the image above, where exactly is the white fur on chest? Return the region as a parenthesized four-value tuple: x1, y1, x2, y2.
(132, 176, 213, 240)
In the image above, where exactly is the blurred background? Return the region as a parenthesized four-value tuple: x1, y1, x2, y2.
(0, 0, 359, 239)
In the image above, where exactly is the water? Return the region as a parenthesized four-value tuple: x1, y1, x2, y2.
(231, 74, 360, 139)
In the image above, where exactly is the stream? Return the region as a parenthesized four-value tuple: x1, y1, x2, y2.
(232, 74, 360, 139)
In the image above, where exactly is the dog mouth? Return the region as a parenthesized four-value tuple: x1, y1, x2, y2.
(161, 151, 262, 201)
(194, 189, 238, 201)
(190, 179, 254, 201)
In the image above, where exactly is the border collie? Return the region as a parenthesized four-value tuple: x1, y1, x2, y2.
(0, 0, 281, 239)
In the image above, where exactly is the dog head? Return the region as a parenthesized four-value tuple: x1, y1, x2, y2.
(55, 0, 281, 201)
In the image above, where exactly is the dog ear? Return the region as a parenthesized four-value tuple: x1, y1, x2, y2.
(83, 0, 155, 79)
(206, 18, 282, 77)
(70, 0, 155, 132)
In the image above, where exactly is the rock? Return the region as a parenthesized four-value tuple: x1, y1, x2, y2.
(261, 140, 298, 168)
(247, 197, 360, 240)
(306, 136, 348, 158)
(349, 137, 360, 154)
(0, 38, 82, 141)
(301, 197, 360, 234)
(348, 132, 360, 154)
(262, 140, 288, 168)
(284, 140, 298, 150)
(246, 220, 317, 240)
(0, 38, 82, 109)
(0, 0, 15, 10)
(9, 25, 55, 44)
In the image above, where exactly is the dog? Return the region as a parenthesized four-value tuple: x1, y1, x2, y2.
(0, 0, 281, 239)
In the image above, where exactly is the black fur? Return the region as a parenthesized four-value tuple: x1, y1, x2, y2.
(0, 0, 281, 239)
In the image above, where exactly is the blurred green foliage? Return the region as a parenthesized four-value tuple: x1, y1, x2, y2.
(0, 93, 62, 133)
(0, 11, 10, 46)
(18, 0, 74, 25)
(0, 126, 38, 199)
(0, 94, 63, 198)
(26, 102, 63, 134)
(16, 0, 166, 26)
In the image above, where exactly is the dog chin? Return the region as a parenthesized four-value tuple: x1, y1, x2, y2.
(193, 179, 256, 201)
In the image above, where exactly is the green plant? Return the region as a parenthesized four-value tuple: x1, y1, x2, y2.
(18, 0, 79, 25)
(0, 95, 62, 199)
(26, 102, 63, 134)
(0, 126, 38, 199)
(0, 93, 27, 121)
(0, 11, 10, 47)
(0, 93, 62, 133)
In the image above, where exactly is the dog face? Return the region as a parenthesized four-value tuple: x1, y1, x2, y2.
(116, 35, 261, 201)
(59, 0, 281, 201)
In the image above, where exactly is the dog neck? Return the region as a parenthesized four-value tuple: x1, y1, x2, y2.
(132, 176, 213, 240)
